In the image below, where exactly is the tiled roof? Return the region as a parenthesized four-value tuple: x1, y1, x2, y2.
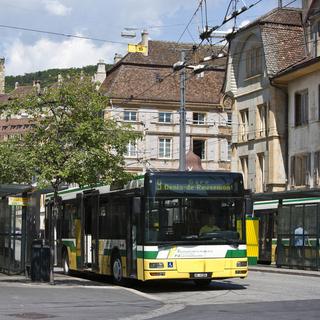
(230, 7, 305, 77)
(258, 7, 302, 25)
(233, 7, 302, 35)
(261, 23, 305, 76)
(119, 40, 226, 67)
(8, 86, 36, 99)
(101, 41, 225, 105)
(101, 64, 224, 105)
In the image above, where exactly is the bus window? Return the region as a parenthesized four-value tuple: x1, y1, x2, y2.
(145, 198, 244, 244)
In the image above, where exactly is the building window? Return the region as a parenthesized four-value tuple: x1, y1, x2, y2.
(192, 139, 206, 159)
(126, 141, 138, 157)
(159, 138, 172, 159)
(314, 151, 320, 187)
(227, 143, 232, 161)
(227, 113, 232, 126)
(239, 109, 249, 141)
(124, 110, 137, 122)
(256, 104, 266, 138)
(246, 47, 262, 78)
(311, 21, 320, 57)
(192, 112, 205, 125)
(290, 154, 311, 187)
(159, 112, 172, 123)
(240, 156, 248, 189)
(295, 90, 308, 126)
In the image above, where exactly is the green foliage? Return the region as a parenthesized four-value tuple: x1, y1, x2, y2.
(5, 65, 112, 93)
(0, 75, 140, 191)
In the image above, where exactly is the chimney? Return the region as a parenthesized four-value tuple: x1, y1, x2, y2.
(94, 59, 106, 84)
(57, 73, 63, 84)
(278, 0, 282, 8)
(0, 58, 5, 94)
(141, 30, 149, 56)
(114, 53, 123, 64)
(33, 80, 41, 94)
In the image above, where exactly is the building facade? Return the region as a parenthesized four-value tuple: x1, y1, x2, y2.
(273, 0, 320, 190)
(100, 32, 231, 173)
(224, 7, 305, 192)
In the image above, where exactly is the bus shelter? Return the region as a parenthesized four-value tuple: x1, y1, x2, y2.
(253, 189, 320, 270)
(0, 185, 41, 274)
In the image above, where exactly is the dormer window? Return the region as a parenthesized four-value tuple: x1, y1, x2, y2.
(246, 47, 262, 78)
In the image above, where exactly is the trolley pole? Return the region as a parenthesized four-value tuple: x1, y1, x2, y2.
(179, 50, 186, 171)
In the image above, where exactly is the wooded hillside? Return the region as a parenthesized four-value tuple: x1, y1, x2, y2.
(5, 64, 111, 93)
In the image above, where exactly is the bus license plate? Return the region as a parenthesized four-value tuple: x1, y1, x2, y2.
(193, 273, 209, 278)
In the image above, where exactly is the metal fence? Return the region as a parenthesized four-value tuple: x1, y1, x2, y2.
(277, 203, 320, 270)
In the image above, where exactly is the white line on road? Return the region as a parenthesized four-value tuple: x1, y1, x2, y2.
(116, 303, 185, 320)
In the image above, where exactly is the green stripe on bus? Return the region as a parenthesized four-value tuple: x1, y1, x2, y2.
(225, 249, 247, 258)
(62, 240, 76, 253)
(137, 251, 158, 259)
(248, 256, 257, 265)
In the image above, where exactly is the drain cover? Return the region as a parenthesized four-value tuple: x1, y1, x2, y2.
(8, 313, 56, 319)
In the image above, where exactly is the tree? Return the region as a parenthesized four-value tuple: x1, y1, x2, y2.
(0, 75, 139, 282)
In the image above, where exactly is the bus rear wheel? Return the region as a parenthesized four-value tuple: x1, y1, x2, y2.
(193, 279, 212, 287)
(62, 250, 70, 275)
(111, 254, 123, 284)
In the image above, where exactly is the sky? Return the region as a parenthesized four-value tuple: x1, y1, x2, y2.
(0, 0, 302, 76)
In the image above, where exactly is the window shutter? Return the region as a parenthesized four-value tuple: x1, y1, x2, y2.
(306, 153, 311, 186)
(295, 93, 301, 126)
(314, 152, 319, 186)
(290, 156, 295, 186)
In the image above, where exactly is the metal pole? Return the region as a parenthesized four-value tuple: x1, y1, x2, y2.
(179, 51, 186, 171)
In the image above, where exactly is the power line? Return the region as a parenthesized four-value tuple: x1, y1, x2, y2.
(0, 24, 128, 45)
(177, 0, 205, 43)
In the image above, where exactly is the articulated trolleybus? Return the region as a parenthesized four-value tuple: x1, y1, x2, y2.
(49, 171, 249, 285)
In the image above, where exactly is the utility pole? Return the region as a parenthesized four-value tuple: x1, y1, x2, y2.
(179, 51, 186, 171)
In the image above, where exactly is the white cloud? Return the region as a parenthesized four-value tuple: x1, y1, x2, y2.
(43, 0, 71, 16)
(4, 37, 125, 76)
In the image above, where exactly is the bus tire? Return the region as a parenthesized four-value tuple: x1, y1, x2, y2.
(111, 253, 123, 284)
(193, 279, 212, 287)
(62, 249, 70, 275)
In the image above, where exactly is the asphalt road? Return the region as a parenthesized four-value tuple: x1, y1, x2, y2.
(0, 270, 319, 320)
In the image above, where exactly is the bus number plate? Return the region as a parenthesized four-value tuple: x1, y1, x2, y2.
(193, 273, 209, 278)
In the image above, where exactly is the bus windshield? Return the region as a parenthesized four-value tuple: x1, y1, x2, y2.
(145, 197, 245, 244)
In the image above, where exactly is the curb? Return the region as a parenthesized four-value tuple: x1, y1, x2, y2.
(249, 266, 320, 278)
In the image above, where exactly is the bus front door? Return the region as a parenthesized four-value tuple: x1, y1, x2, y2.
(127, 197, 140, 278)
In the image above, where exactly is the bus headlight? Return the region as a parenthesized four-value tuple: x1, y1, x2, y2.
(149, 262, 164, 269)
(236, 261, 248, 267)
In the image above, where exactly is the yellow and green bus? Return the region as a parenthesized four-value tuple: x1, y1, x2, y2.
(47, 171, 249, 285)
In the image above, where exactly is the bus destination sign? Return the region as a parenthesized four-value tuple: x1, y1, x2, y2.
(155, 175, 238, 196)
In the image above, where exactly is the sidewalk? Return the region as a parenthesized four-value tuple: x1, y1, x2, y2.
(0, 268, 113, 287)
(249, 264, 320, 277)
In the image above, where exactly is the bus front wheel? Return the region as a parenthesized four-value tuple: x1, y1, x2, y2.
(111, 254, 123, 284)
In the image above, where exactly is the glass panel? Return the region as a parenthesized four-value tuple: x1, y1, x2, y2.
(278, 206, 291, 234)
(145, 198, 244, 244)
(159, 112, 171, 123)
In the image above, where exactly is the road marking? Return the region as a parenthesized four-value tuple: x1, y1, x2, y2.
(120, 287, 164, 302)
(117, 303, 185, 320)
